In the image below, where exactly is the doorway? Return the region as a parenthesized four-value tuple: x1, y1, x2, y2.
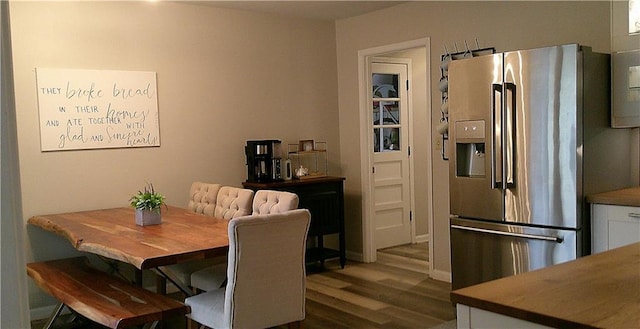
(357, 38, 433, 270)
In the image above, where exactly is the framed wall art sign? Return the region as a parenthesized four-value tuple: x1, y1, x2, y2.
(35, 68, 160, 151)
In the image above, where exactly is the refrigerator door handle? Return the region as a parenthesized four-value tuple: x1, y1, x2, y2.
(450, 224, 564, 243)
(491, 84, 503, 188)
(504, 82, 516, 188)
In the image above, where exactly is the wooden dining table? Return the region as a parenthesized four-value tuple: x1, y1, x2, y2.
(28, 205, 229, 295)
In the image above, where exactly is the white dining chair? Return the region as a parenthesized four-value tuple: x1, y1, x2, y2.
(185, 209, 311, 329)
(190, 189, 299, 292)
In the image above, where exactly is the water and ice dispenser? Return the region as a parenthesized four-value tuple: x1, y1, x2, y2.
(454, 120, 486, 177)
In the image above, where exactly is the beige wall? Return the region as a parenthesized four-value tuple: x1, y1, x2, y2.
(335, 1, 615, 277)
(10, 1, 340, 311)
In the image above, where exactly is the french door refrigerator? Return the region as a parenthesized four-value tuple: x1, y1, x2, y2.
(448, 44, 632, 290)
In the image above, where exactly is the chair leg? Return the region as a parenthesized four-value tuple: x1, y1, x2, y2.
(186, 316, 208, 329)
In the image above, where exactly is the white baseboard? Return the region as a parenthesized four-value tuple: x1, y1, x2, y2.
(345, 250, 363, 262)
(345, 237, 429, 264)
(415, 234, 429, 243)
(429, 269, 452, 283)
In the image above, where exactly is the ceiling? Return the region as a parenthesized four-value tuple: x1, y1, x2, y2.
(183, 1, 406, 21)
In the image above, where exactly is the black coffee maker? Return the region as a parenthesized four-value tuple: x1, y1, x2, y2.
(245, 140, 282, 183)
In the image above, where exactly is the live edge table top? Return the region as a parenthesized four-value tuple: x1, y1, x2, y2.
(28, 206, 229, 270)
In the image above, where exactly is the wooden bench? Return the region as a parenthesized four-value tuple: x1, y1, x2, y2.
(27, 256, 190, 329)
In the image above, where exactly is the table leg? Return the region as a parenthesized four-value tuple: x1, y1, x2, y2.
(134, 269, 143, 287)
(318, 235, 325, 266)
(154, 267, 194, 297)
(42, 302, 65, 329)
(339, 231, 346, 268)
(96, 256, 136, 284)
(156, 275, 167, 295)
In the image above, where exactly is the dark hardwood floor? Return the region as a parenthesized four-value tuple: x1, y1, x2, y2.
(31, 243, 454, 329)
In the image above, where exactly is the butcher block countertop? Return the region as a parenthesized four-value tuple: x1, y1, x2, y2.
(450, 242, 640, 328)
(587, 187, 640, 207)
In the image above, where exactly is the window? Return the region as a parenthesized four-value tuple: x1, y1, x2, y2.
(372, 73, 401, 152)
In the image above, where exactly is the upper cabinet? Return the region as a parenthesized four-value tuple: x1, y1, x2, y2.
(612, 49, 640, 127)
(611, 1, 640, 128)
(612, 0, 640, 52)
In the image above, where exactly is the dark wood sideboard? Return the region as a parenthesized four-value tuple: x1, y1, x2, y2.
(242, 176, 346, 268)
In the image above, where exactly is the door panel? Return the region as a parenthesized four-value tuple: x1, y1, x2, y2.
(503, 44, 580, 228)
(374, 184, 403, 204)
(450, 217, 578, 290)
(371, 61, 411, 249)
(374, 160, 403, 180)
(448, 54, 504, 221)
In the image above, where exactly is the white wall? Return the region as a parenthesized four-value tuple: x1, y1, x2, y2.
(335, 1, 617, 276)
(9, 1, 340, 313)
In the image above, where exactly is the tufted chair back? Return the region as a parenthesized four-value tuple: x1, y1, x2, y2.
(252, 190, 299, 215)
(187, 182, 222, 217)
(214, 186, 254, 220)
(185, 209, 311, 329)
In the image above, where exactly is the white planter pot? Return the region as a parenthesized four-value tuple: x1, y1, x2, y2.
(135, 208, 162, 226)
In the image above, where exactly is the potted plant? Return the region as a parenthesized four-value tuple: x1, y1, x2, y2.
(129, 183, 166, 226)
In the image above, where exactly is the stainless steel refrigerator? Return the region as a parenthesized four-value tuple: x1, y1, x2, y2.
(448, 44, 632, 290)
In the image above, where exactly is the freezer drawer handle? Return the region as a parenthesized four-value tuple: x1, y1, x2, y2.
(628, 213, 640, 219)
(451, 224, 564, 243)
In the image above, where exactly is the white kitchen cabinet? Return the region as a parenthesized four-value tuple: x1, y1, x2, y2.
(456, 305, 552, 329)
(591, 204, 640, 253)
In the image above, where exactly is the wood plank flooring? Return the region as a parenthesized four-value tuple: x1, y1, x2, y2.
(31, 243, 455, 329)
(295, 243, 454, 328)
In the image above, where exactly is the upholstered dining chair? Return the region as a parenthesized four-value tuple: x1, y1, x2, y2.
(188, 181, 222, 216)
(159, 182, 225, 291)
(185, 209, 311, 329)
(251, 189, 299, 215)
(214, 186, 254, 220)
(190, 189, 299, 292)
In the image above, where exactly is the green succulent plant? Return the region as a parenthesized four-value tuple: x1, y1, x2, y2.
(129, 183, 166, 212)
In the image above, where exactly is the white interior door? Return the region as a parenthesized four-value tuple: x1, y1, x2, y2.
(370, 60, 412, 249)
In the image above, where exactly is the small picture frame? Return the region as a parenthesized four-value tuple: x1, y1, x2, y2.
(299, 140, 314, 152)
